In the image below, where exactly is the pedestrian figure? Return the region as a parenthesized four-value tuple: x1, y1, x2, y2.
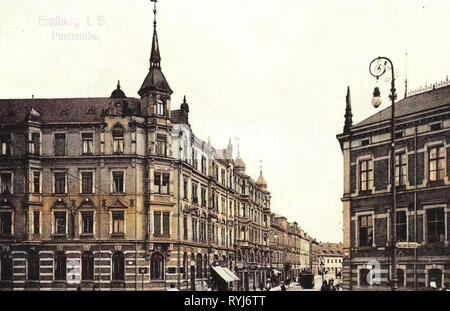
(321, 280, 329, 291)
(281, 282, 286, 291)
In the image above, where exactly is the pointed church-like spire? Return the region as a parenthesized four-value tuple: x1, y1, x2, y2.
(343, 86, 353, 134)
(150, 0, 161, 69)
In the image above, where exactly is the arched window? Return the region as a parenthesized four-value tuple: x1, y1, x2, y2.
(27, 251, 40, 281)
(429, 269, 442, 288)
(112, 125, 124, 154)
(155, 95, 166, 116)
(112, 252, 124, 281)
(150, 252, 165, 280)
(82, 252, 94, 281)
(196, 254, 202, 278)
(0, 252, 12, 281)
(183, 253, 188, 280)
(54, 252, 66, 281)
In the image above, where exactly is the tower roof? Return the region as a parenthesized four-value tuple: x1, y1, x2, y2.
(234, 155, 246, 170)
(138, 1, 173, 97)
(111, 81, 127, 99)
(256, 171, 267, 188)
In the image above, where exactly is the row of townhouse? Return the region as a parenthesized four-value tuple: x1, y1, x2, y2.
(0, 9, 313, 291)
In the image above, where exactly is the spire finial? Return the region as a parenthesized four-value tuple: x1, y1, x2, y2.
(183, 95, 186, 103)
(260, 160, 263, 174)
(149, 0, 161, 69)
(117, 80, 121, 89)
(235, 137, 240, 157)
(343, 86, 353, 134)
(152, 0, 157, 28)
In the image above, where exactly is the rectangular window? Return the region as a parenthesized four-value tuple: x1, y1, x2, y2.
(82, 212, 94, 235)
(112, 171, 124, 193)
(183, 178, 188, 200)
(156, 135, 167, 157)
(31, 133, 40, 155)
(154, 211, 161, 236)
(112, 212, 124, 234)
(0, 173, 12, 195)
(359, 160, 373, 191)
(54, 133, 66, 156)
(153, 172, 169, 195)
(162, 173, 169, 195)
(81, 172, 94, 194)
(183, 217, 188, 240)
(201, 157, 206, 174)
(191, 184, 198, 204)
(359, 215, 373, 247)
(395, 153, 407, 186)
(0, 134, 11, 156)
(192, 218, 198, 241)
(396, 211, 407, 242)
(163, 212, 170, 236)
(33, 172, 40, 194)
(112, 128, 124, 154)
(82, 133, 93, 155)
(221, 169, 225, 185)
(54, 212, 66, 235)
(427, 208, 445, 243)
(192, 150, 198, 170)
(429, 146, 445, 182)
(54, 172, 66, 194)
(0, 212, 12, 235)
(33, 211, 40, 235)
(201, 188, 207, 207)
(154, 173, 161, 193)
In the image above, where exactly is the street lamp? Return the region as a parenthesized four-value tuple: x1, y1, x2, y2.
(369, 56, 398, 291)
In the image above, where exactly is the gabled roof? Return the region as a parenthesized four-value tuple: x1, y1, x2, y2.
(355, 84, 450, 128)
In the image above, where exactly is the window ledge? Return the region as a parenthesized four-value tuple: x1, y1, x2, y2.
(80, 234, 95, 239)
(111, 233, 125, 239)
(52, 234, 67, 239)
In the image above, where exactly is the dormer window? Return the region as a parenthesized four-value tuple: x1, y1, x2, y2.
(156, 95, 166, 116)
(112, 126, 124, 154)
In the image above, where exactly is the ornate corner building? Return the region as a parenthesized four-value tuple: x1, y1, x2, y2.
(0, 7, 313, 291)
(337, 86, 450, 290)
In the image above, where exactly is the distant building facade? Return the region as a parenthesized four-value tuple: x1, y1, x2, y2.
(337, 85, 450, 290)
(316, 243, 343, 279)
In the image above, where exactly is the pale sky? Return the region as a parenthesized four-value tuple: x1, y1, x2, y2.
(1, 0, 450, 243)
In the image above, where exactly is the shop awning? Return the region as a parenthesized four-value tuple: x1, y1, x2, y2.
(222, 267, 240, 281)
(211, 266, 238, 283)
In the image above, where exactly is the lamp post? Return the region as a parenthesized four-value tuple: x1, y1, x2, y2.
(369, 56, 398, 291)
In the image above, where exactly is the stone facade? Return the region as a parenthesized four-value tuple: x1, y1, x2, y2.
(337, 86, 450, 290)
